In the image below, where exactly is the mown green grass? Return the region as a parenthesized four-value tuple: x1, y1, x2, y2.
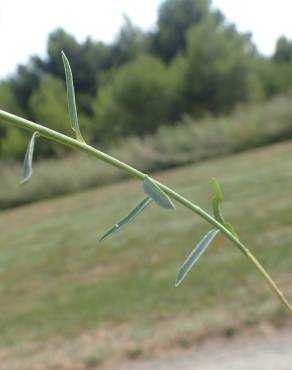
(0, 141, 292, 368)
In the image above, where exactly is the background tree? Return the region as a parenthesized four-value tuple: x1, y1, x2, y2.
(109, 15, 151, 67)
(2, 0, 292, 160)
(0, 81, 24, 156)
(10, 59, 42, 114)
(152, 0, 219, 62)
(93, 55, 172, 141)
(273, 36, 292, 63)
(176, 17, 260, 115)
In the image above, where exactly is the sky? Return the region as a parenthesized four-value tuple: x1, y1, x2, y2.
(0, 0, 292, 79)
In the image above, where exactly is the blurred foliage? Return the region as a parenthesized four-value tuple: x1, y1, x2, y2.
(93, 55, 172, 140)
(110, 15, 151, 67)
(151, 0, 212, 61)
(1, 93, 292, 210)
(174, 17, 261, 115)
(1, 0, 292, 159)
(273, 36, 292, 63)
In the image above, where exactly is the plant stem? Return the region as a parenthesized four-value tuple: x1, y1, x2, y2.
(0, 108, 291, 314)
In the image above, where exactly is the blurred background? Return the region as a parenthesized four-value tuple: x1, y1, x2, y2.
(0, 1, 292, 369)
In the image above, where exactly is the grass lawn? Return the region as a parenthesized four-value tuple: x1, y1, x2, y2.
(0, 141, 292, 369)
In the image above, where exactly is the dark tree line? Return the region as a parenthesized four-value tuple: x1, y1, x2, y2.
(1, 0, 292, 159)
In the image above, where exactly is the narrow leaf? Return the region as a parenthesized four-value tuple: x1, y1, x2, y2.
(20, 132, 39, 185)
(99, 197, 152, 242)
(211, 177, 238, 239)
(175, 229, 219, 287)
(143, 176, 175, 210)
(61, 51, 85, 143)
(225, 222, 239, 239)
(211, 177, 225, 225)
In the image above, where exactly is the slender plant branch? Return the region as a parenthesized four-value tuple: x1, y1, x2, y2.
(0, 108, 291, 314)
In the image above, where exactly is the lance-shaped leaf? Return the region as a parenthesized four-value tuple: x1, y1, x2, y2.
(224, 222, 238, 238)
(211, 177, 238, 239)
(175, 229, 219, 287)
(19, 132, 39, 185)
(61, 51, 85, 143)
(143, 176, 175, 210)
(99, 197, 152, 242)
(211, 177, 225, 225)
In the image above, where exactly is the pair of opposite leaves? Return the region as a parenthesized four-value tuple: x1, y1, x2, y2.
(99, 176, 237, 287)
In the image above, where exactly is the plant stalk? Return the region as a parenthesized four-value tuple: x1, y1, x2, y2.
(0, 109, 291, 314)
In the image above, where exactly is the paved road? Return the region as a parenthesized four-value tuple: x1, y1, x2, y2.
(121, 325, 292, 370)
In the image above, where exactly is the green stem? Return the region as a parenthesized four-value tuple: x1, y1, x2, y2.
(0, 109, 291, 314)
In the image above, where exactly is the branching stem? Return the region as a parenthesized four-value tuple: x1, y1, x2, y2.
(0, 108, 291, 314)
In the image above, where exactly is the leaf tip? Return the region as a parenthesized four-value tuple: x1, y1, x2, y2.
(175, 276, 182, 287)
(211, 177, 221, 192)
(98, 233, 110, 243)
(19, 177, 30, 186)
(164, 202, 176, 210)
(19, 132, 39, 187)
(61, 50, 67, 62)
